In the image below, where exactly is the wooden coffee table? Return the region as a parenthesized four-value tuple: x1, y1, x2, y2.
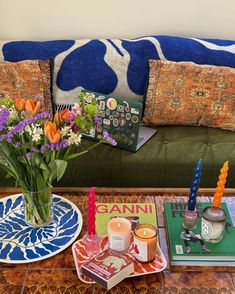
(0, 187, 234, 294)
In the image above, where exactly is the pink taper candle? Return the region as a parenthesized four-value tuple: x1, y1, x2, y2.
(87, 187, 96, 236)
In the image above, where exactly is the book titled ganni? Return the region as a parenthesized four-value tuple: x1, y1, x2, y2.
(96, 203, 157, 235)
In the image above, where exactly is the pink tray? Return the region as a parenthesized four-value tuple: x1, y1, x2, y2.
(72, 235, 167, 283)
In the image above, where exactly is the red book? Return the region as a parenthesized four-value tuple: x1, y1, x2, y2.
(81, 249, 134, 290)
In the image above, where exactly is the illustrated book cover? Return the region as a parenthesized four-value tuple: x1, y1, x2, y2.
(81, 249, 134, 290)
(96, 202, 157, 235)
(164, 202, 235, 262)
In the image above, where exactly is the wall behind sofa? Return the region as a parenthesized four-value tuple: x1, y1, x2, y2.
(0, 0, 234, 40)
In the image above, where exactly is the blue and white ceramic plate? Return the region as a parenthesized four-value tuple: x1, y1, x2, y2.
(0, 194, 83, 263)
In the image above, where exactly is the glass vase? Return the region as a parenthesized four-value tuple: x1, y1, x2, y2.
(22, 187, 53, 227)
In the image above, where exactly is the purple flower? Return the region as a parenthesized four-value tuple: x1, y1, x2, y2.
(15, 141, 21, 147)
(0, 107, 10, 132)
(0, 134, 7, 141)
(34, 94, 44, 106)
(40, 145, 46, 153)
(26, 152, 31, 160)
(40, 140, 69, 153)
(34, 94, 42, 100)
(31, 146, 39, 153)
(103, 131, 109, 139)
(34, 111, 51, 120)
(7, 111, 50, 141)
(66, 111, 76, 122)
(110, 138, 117, 146)
(95, 115, 100, 124)
(70, 121, 80, 132)
(102, 131, 117, 146)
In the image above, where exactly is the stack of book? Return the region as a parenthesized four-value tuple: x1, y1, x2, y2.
(78, 203, 158, 290)
(164, 202, 235, 266)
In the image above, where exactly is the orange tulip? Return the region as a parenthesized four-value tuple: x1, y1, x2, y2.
(44, 121, 61, 143)
(25, 99, 41, 116)
(61, 109, 70, 121)
(14, 98, 26, 112)
(54, 112, 62, 126)
(44, 121, 56, 137)
(47, 127, 61, 144)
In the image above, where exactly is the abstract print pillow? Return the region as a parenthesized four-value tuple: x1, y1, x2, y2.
(0, 59, 53, 115)
(143, 60, 235, 131)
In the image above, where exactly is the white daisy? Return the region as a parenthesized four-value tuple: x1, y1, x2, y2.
(33, 126, 43, 136)
(31, 126, 43, 142)
(68, 131, 82, 145)
(61, 126, 71, 137)
(24, 125, 32, 135)
(32, 133, 41, 142)
(9, 108, 18, 120)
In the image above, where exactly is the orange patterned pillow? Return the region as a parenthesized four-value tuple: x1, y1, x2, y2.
(143, 60, 235, 131)
(0, 60, 53, 115)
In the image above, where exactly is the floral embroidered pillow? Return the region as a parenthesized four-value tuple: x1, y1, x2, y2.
(0, 60, 53, 115)
(143, 60, 235, 131)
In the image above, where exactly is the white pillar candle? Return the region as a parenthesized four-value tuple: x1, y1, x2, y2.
(107, 217, 131, 252)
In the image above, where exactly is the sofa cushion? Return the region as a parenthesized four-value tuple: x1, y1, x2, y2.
(1, 36, 235, 110)
(2, 125, 234, 188)
(143, 60, 235, 131)
(0, 59, 53, 114)
(54, 125, 235, 188)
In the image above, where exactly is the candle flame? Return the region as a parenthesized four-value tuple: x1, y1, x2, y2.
(118, 222, 121, 228)
(144, 230, 146, 236)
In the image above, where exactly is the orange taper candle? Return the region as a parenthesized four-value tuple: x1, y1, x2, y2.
(212, 161, 229, 207)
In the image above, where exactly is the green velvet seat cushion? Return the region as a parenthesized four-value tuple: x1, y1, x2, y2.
(57, 126, 235, 188)
(1, 126, 235, 188)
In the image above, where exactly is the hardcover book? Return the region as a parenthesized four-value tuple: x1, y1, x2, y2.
(96, 203, 157, 235)
(164, 202, 235, 262)
(81, 249, 134, 290)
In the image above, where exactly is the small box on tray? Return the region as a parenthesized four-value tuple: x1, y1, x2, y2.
(81, 249, 134, 290)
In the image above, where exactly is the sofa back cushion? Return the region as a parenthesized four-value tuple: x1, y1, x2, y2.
(143, 59, 235, 131)
(1, 36, 235, 111)
(0, 59, 53, 115)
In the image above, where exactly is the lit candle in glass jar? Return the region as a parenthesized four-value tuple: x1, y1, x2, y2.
(133, 224, 157, 262)
(201, 206, 227, 243)
(107, 217, 131, 252)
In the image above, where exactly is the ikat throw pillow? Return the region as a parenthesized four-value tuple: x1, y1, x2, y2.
(143, 60, 235, 131)
(0, 60, 53, 115)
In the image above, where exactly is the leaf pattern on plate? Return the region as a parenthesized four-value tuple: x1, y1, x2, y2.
(0, 195, 82, 263)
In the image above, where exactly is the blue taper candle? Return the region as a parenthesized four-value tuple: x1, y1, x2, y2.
(188, 159, 202, 211)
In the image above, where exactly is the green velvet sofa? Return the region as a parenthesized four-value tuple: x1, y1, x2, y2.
(1, 36, 235, 189)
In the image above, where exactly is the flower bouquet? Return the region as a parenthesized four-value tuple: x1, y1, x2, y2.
(0, 91, 116, 227)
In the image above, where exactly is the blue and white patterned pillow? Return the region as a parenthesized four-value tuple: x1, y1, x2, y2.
(1, 36, 235, 110)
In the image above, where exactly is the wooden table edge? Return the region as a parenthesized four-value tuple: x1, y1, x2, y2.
(0, 187, 235, 195)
